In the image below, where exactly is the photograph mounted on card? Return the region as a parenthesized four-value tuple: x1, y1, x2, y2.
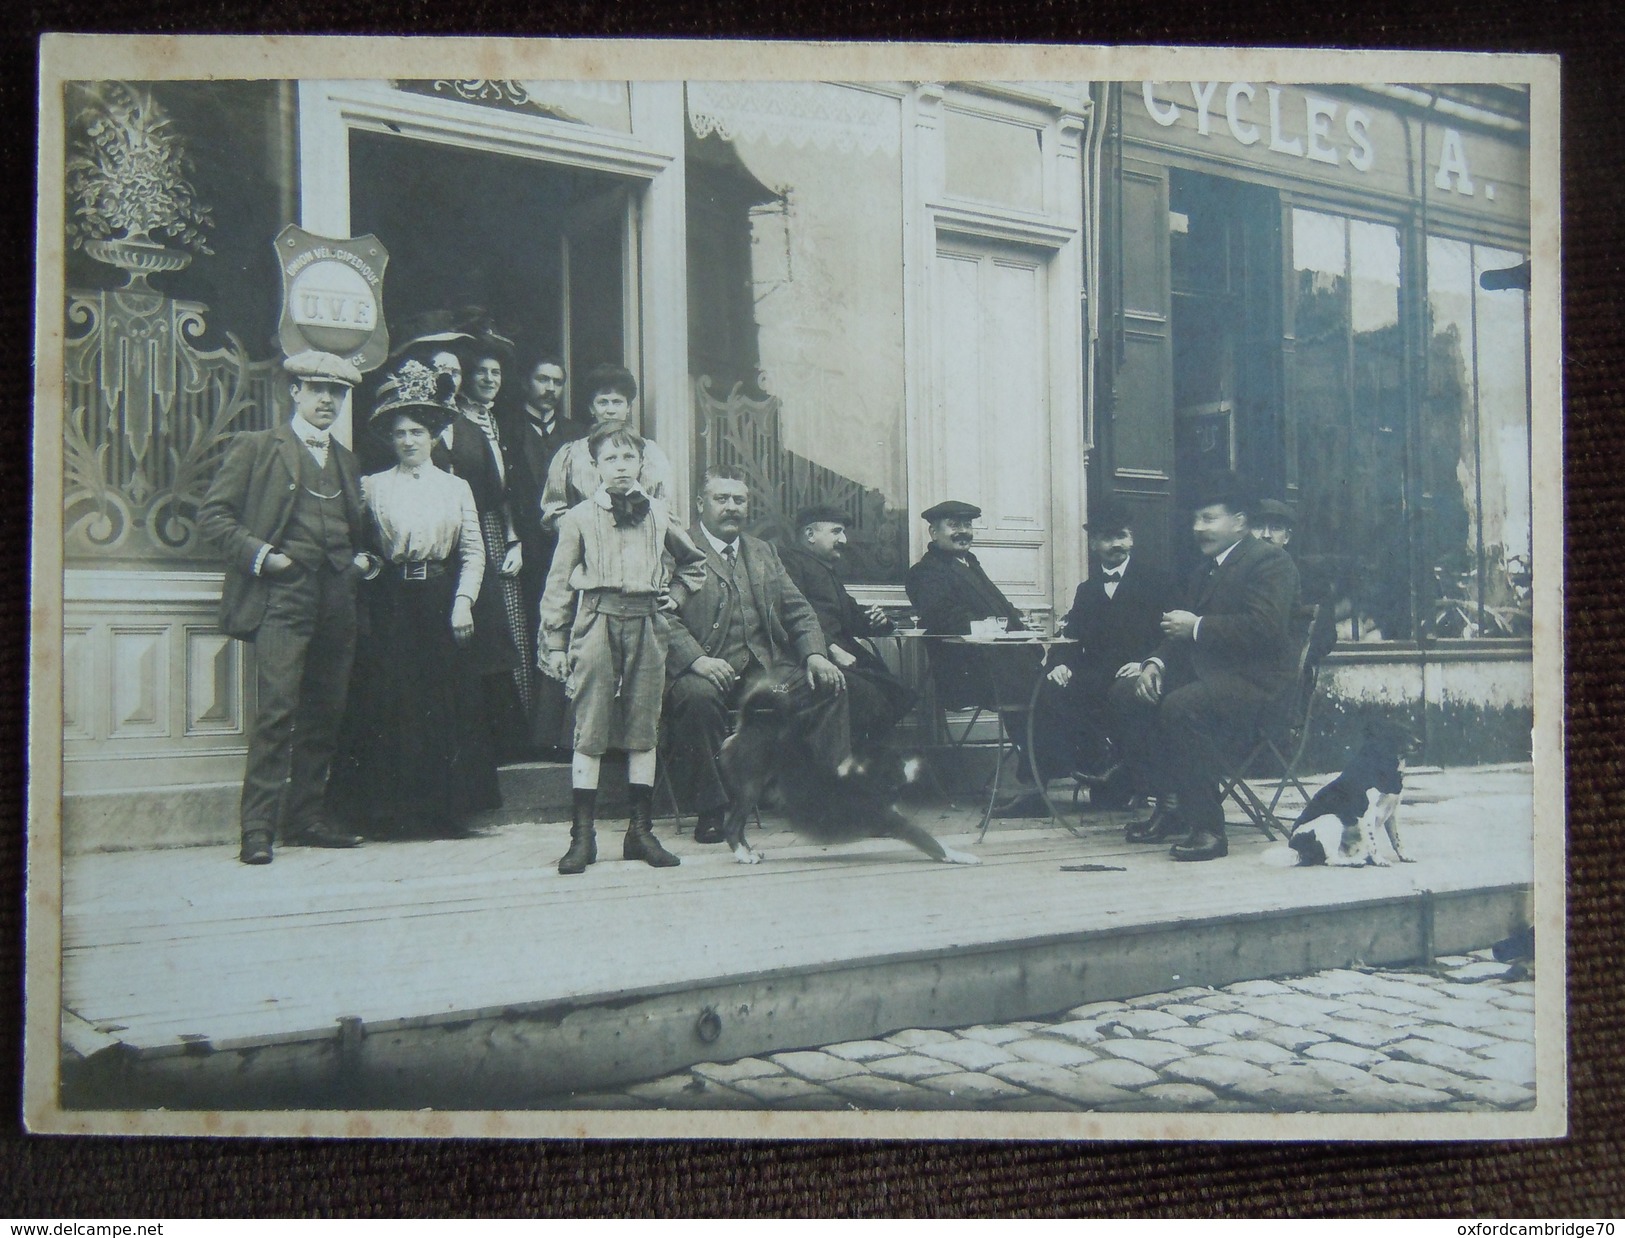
(27, 36, 1564, 1142)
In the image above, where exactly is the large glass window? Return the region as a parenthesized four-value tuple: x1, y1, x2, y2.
(1422, 237, 1532, 639)
(1291, 208, 1409, 642)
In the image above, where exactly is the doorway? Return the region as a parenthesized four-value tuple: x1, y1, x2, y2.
(348, 130, 637, 423)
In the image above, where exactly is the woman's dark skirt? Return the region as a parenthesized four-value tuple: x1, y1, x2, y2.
(331, 569, 502, 835)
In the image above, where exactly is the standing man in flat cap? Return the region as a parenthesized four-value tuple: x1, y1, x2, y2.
(200, 351, 381, 865)
(906, 499, 1061, 813)
(780, 504, 916, 746)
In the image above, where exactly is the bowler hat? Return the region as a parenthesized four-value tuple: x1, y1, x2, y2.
(1191, 472, 1256, 517)
(1088, 497, 1135, 535)
(920, 499, 981, 523)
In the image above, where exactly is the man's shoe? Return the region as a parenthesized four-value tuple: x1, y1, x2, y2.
(693, 811, 726, 844)
(1125, 800, 1184, 843)
(1170, 829, 1229, 862)
(625, 791, 680, 868)
(992, 789, 1051, 818)
(239, 828, 273, 865)
(285, 821, 363, 849)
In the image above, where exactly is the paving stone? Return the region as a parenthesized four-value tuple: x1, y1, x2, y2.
(1109, 1009, 1189, 1033)
(1249, 996, 1346, 1026)
(915, 1036, 1021, 1072)
(1462, 1051, 1536, 1087)
(690, 1057, 782, 1085)
(1441, 1076, 1537, 1108)
(1077, 1057, 1162, 1091)
(1165, 986, 1219, 1002)
(866, 1054, 960, 1082)
(1139, 1082, 1220, 1109)
(1255, 1025, 1330, 1053)
(1095, 1037, 1187, 1069)
(1454, 1005, 1533, 1034)
(1373, 1059, 1471, 1092)
(1205, 1037, 1297, 1067)
(957, 1024, 1031, 1046)
(994, 1093, 1076, 1112)
(1227, 979, 1294, 997)
(1160, 1003, 1215, 1022)
(1285, 971, 1371, 998)
(563, 1091, 655, 1110)
(771, 1050, 863, 1083)
(1446, 961, 1516, 983)
(1289, 1058, 1375, 1091)
(1435, 955, 1473, 967)
(627, 1072, 747, 1105)
(1318, 1018, 1410, 1048)
(794, 1090, 859, 1111)
(1389, 1038, 1484, 1074)
(1338, 993, 1431, 1019)
(1164, 1054, 1274, 1092)
(1192, 993, 1252, 1013)
(1304, 1040, 1391, 1070)
(1196, 1012, 1272, 1037)
(725, 1073, 834, 1105)
(915, 1071, 1032, 1104)
(986, 1061, 1137, 1109)
(1064, 1001, 1131, 1021)
(1041, 1019, 1111, 1046)
(1123, 991, 1191, 1009)
(1335, 1079, 1454, 1110)
(1001, 1037, 1100, 1067)
(887, 1027, 959, 1049)
(1147, 1025, 1232, 1049)
(1010, 1020, 1047, 1031)
(824, 1039, 901, 1063)
(1407, 1023, 1504, 1052)
(825, 1074, 941, 1109)
(1248, 1067, 1331, 1110)
(1488, 991, 1536, 1013)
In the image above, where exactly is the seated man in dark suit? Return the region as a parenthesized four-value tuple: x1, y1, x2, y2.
(1108, 475, 1301, 861)
(905, 499, 1057, 814)
(779, 504, 917, 746)
(664, 467, 851, 845)
(1041, 499, 1174, 807)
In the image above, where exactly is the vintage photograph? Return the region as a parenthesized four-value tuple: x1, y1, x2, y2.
(27, 38, 1562, 1138)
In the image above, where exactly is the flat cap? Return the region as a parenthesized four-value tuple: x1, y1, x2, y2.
(921, 499, 982, 523)
(795, 504, 852, 529)
(283, 350, 363, 387)
(1255, 498, 1295, 524)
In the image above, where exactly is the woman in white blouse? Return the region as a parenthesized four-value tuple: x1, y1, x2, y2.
(329, 360, 502, 838)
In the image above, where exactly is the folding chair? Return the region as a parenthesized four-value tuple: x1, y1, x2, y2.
(1218, 604, 1325, 839)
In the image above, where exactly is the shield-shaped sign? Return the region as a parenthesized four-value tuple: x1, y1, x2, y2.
(275, 225, 391, 372)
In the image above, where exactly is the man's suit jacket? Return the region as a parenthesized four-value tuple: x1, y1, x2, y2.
(199, 422, 365, 640)
(779, 545, 884, 654)
(497, 405, 586, 616)
(666, 527, 828, 681)
(1060, 557, 1174, 684)
(1151, 534, 1301, 696)
(904, 543, 1029, 710)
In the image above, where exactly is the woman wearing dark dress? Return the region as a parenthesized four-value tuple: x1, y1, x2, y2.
(330, 359, 500, 837)
(431, 325, 532, 760)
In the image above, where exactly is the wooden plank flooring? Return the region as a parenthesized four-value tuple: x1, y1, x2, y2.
(60, 767, 1535, 1055)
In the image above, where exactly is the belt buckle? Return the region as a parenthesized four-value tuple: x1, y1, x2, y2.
(403, 561, 428, 581)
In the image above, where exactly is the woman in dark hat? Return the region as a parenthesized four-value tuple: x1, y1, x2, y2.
(328, 359, 501, 838)
(432, 317, 533, 760)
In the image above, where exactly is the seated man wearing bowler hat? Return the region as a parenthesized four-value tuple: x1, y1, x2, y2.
(779, 504, 917, 746)
(199, 350, 383, 865)
(905, 499, 1067, 815)
(1108, 474, 1300, 861)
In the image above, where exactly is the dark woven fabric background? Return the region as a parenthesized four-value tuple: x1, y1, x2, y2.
(5, 0, 1619, 1217)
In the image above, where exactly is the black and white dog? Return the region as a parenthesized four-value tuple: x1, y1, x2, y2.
(715, 679, 979, 867)
(1281, 720, 1418, 867)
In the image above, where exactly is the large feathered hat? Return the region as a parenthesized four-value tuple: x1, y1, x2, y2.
(369, 358, 459, 437)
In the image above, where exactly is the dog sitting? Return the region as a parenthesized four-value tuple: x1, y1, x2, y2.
(1283, 720, 1417, 867)
(715, 679, 979, 867)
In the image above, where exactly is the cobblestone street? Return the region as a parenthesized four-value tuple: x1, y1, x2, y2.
(556, 948, 1537, 1114)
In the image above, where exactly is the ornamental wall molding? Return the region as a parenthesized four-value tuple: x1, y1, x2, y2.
(686, 81, 901, 157)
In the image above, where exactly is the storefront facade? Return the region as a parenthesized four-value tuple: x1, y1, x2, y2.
(1095, 81, 1533, 766)
(59, 76, 1094, 848)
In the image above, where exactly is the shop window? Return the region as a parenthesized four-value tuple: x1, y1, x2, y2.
(685, 83, 910, 585)
(1422, 237, 1532, 639)
(1290, 208, 1409, 642)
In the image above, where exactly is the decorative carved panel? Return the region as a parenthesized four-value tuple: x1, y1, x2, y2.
(184, 627, 242, 736)
(109, 626, 170, 739)
(63, 626, 95, 741)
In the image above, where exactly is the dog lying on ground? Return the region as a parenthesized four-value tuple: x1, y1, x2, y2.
(1277, 720, 1417, 867)
(715, 679, 979, 867)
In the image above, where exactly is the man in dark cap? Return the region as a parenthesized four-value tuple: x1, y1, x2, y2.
(199, 350, 382, 865)
(1108, 474, 1300, 861)
(1253, 498, 1295, 550)
(1040, 498, 1176, 807)
(906, 499, 1058, 813)
(780, 504, 916, 745)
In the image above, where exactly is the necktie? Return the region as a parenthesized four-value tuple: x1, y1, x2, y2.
(304, 435, 329, 463)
